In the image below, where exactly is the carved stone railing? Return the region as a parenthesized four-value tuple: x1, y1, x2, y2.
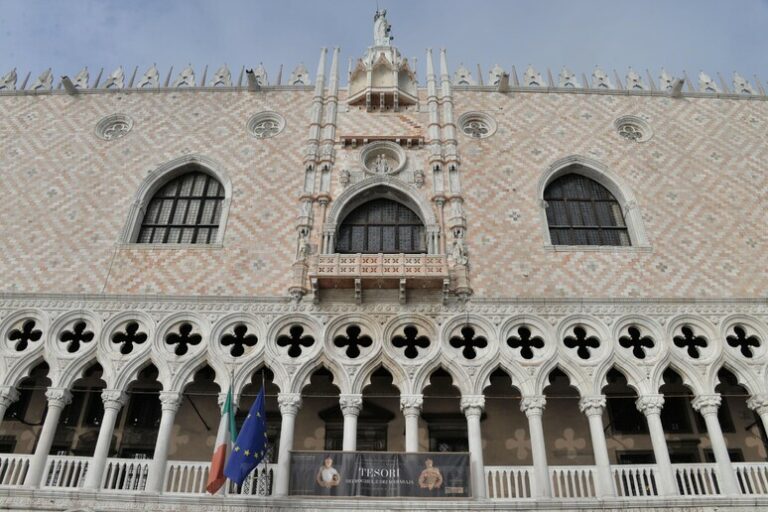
(309, 253, 449, 302)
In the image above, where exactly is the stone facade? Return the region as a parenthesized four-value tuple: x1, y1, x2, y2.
(0, 10, 767, 512)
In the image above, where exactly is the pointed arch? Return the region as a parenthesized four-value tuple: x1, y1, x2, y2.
(234, 358, 289, 396)
(535, 360, 588, 396)
(4, 353, 48, 388)
(293, 358, 348, 395)
(170, 358, 228, 393)
(412, 358, 471, 396)
(475, 362, 529, 396)
(324, 176, 440, 254)
(652, 359, 704, 395)
(593, 358, 649, 396)
(119, 154, 233, 244)
(113, 354, 170, 392)
(709, 359, 762, 396)
(538, 155, 650, 247)
(353, 356, 409, 395)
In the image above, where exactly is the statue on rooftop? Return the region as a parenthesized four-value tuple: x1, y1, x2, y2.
(373, 9, 392, 46)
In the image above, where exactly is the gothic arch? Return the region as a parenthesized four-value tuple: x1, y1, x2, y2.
(119, 154, 233, 244)
(412, 359, 472, 396)
(475, 361, 530, 396)
(323, 176, 440, 254)
(708, 359, 763, 396)
(593, 360, 648, 396)
(651, 359, 705, 396)
(4, 353, 48, 388)
(354, 357, 410, 395)
(170, 358, 228, 393)
(535, 360, 589, 396)
(234, 359, 289, 396)
(113, 355, 171, 392)
(293, 358, 349, 395)
(537, 155, 650, 247)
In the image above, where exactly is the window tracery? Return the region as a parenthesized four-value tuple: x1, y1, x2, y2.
(336, 198, 426, 254)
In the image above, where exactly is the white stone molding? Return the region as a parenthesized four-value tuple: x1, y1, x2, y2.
(209, 312, 265, 362)
(691, 393, 722, 415)
(499, 315, 556, 366)
(559, 67, 579, 88)
(399, 393, 423, 412)
(102, 66, 125, 89)
(666, 314, 720, 364)
(99, 310, 154, 360)
(719, 314, 768, 363)
(136, 64, 159, 89)
(324, 314, 382, 364)
(95, 113, 133, 141)
(457, 111, 497, 139)
(45, 387, 73, 407)
(289, 63, 308, 86)
(0, 308, 48, 358)
(382, 314, 438, 365)
(119, 154, 233, 245)
(72, 67, 89, 89)
(0, 68, 17, 91)
(556, 314, 612, 365)
(614, 115, 653, 143)
(0, 386, 20, 407)
(440, 313, 498, 365)
(31, 68, 53, 90)
(173, 65, 195, 88)
(246, 111, 286, 139)
(537, 155, 651, 248)
(611, 314, 666, 364)
(698, 71, 720, 93)
(159, 390, 183, 412)
(153, 313, 209, 362)
(460, 394, 485, 416)
(209, 64, 231, 87)
(523, 65, 544, 87)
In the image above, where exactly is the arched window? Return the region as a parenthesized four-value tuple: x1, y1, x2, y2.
(544, 173, 630, 246)
(137, 170, 224, 244)
(336, 198, 426, 254)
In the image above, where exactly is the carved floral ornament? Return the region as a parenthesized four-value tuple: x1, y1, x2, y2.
(95, 114, 133, 141)
(458, 111, 497, 139)
(614, 115, 652, 143)
(246, 111, 285, 139)
(359, 140, 406, 176)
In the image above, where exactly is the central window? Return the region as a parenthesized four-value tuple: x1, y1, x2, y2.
(336, 198, 426, 254)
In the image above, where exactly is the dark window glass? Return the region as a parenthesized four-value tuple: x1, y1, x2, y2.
(606, 396, 649, 434)
(544, 171, 630, 246)
(138, 170, 224, 244)
(336, 199, 426, 254)
(660, 396, 694, 433)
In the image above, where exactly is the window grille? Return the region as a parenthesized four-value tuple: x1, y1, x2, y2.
(336, 198, 426, 254)
(544, 172, 630, 246)
(137, 170, 224, 244)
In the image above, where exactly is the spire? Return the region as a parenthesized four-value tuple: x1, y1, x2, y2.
(313, 47, 327, 96)
(439, 48, 450, 81)
(328, 47, 340, 96)
(426, 48, 435, 80)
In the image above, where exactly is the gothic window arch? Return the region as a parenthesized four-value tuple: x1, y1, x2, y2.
(335, 198, 426, 254)
(121, 155, 232, 245)
(538, 158, 649, 248)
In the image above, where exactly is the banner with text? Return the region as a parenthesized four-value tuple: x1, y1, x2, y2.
(288, 451, 471, 498)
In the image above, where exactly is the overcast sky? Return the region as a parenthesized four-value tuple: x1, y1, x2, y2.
(1, 0, 767, 87)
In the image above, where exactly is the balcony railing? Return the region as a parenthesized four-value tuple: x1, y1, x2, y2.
(310, 253, 448, 288)
(613, 464, 659, 497)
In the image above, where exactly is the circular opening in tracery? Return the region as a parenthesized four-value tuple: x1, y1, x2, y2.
(95, 113, 133, 141)
(458, 111, 497, 139)
(246, 111, 285, 139)
(614, 115, 652, 143)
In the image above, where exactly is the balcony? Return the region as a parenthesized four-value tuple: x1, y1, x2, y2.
(309, 253, 449, 303)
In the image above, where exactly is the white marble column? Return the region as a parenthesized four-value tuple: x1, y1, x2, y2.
(521, 396, 550, 497)
(400, 394, 423, 453)
(579, 395, 614, 497)
(83, 389, 127, 490)
(0, 386, 19, 427)
(24, 388, 72, 487)
(747, 393, 768, 440)
(461, 395, 485, 498)
(339, 394, 363, 452)
(635, 395, 676, 495)
(274, 392, 302, 497)
(692, 394, 739, 495)
(146, 391, 182, 493)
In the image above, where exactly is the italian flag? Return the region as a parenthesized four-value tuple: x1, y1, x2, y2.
(206, 387, 236, 494)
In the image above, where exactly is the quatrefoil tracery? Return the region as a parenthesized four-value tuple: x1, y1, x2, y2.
(392, 325, 430, 359)
(507, 326, 544, 360)
(449, 326, 487, 360)
(618, 326, 655, 359)
(221, 324, 259, 357)
(276, 325, 315, 358)
(333, 325, 372, 359)
(563, 326, 600, 360)
(165, 323, 202, 356)
(726, 326, 760, 358)
(673, 326, 708, 359)
(59, 321, 94, 353)
(9, 320, 43, 352)
(111, 322, 148, 355)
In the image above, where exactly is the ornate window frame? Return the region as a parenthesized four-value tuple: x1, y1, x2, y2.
(119, 154, 232, 246)
(537, 155, 650, 251)
(322, 176, 440, 255)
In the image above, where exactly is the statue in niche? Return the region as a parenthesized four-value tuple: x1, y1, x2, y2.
(450, 232, 469, 266)
(373, 9, 392, 46)
(374, 153, 392, 174)
(339, 169, 350, 187)
(414, 169, 425, 188)
(298, 228, 311, 259)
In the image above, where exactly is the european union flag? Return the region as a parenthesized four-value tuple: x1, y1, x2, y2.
(224, 387, 268, 485)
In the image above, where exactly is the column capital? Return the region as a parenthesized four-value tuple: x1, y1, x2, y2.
(339, 393, 363, 416)
(460, 395, 485, 417)
(747, 393, 768, 415)
(692, 394, 722, 416)
(636, 394, 665, 415)
(101, 389, 127, 410)
(45, 388, 72, 407)
(579, 395, 607, 416)
(520, 395, 546, 416)
(0, 386, 19, 407)
(159, 391, 183, 412)
(278, 392, 302, 415)
(400, 394, 424, 413)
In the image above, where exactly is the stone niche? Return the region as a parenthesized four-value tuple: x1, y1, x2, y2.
(360, 141, 406, 176)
